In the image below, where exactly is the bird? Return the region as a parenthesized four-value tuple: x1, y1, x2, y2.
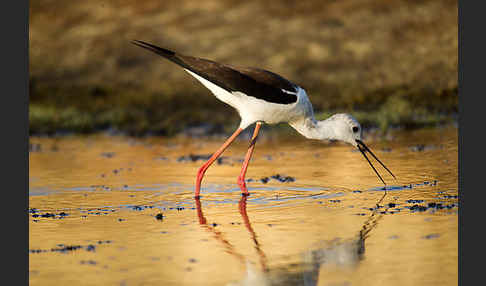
(131, 40, 396, 198)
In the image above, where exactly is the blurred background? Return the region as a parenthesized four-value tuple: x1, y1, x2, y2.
(29, 0, 458, 137)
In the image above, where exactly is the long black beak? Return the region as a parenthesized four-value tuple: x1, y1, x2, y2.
(356, 139, 396, 186)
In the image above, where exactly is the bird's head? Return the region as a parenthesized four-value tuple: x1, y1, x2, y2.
(324, 113, 362, 147)
(322, 113, 396, 186)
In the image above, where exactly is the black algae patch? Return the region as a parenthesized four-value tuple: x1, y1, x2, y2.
(97, 240, 112, 244)
(31, 212, 70, 219)
(54, 245, 81, 252)
(155, 213, 164, 220)
(167, 206, 186, 211)
(29, 249, 45, 254)
(406, 199, 424, 204)
(443, 194, 458, 199)
(259, 174, 295, 183)
(271, 174, 295, 182)
(408, 204, 428, 212)
(427, 202, 441, 209)
(177, 154, 229, 165)
(367, 205, 384, 211)
(129, 205, 154, 211)
(30, 242, 111, 254)
(51, 245, 82, 253)
(81, 208, 116, 216)
(40, 213, 55, 218)
(30, 245, 83, 254)
(406, 202, 457, 212)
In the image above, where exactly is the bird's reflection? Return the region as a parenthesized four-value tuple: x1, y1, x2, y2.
(300, 192, 389, 286)
(194, 191, 390, 286)
(238, 196, 269, 273)
(195, 197, 268, 272)
(195, 198, 246, 263)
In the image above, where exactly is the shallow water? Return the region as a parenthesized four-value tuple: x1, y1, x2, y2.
(29, 127, 458, 286)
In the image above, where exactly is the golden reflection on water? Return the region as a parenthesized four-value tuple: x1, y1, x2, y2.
(29, 127, 458, 286)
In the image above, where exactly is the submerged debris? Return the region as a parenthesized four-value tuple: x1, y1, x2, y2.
(423, 233, 440, 239)
(100, 152, 116, 158)
(409, 144, 439, 152)
(80, 260, 97, 265)
(178, 154, 211, 163)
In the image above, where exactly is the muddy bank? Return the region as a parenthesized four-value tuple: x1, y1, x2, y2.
(29, 0, 457, 136)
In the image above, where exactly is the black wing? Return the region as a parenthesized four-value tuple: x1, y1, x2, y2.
(131, 40, 299, 104)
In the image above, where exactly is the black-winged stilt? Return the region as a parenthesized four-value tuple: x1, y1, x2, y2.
(131, 40, 396, 198)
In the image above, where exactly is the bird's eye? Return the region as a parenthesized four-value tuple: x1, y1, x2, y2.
(352, 126, 359, 133)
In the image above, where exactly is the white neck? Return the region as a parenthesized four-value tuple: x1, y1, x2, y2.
(289, 116, 337, 141)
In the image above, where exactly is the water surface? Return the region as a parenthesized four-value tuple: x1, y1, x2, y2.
(29, 127, 458, 286)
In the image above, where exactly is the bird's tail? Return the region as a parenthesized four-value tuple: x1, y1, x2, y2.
(131, 40, 191, 69)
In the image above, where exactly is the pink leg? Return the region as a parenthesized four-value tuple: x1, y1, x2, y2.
(195, 128, 243, 198)
(237, 122, 262, 196)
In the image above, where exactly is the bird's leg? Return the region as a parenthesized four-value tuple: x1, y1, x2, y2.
(195, 128, 243, 198)
(237, 122, 262, 196)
